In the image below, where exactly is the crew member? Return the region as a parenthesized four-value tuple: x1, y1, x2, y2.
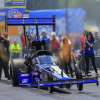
(10, 39, 21, 59)
(84, 31, 98, 77)
(60, 36, 73, 77)
(0, 33, 10, 80)
(40, 30, 51, 50)
(50, 32, 59, 56)
(58, 33, 62, 42)
(94, 32, 100, 56)
(20, 29, 27, 57)
(81, 31, 86, 53)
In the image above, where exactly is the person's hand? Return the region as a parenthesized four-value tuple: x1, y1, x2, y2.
(95, 40, 97, 42)
(21, 29, 23, 32)
(0, 35, 4, 39)
(85, 38, 88, 43)
(86, 40, 88, 43)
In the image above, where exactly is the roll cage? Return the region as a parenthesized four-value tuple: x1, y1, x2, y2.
(5, 15, 56, 58)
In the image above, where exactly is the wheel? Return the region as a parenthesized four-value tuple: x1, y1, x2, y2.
(76, 69, 83, 91)
(67, 85, 72, 89)
(48, 72, 54, 93)
(97, 81, 99, 86)
(10, 59, 25, 86)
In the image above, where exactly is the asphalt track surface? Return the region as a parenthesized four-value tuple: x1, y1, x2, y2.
(0, 71, 100, 100)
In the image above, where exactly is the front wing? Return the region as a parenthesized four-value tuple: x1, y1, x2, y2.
(40, 77, 98, 86)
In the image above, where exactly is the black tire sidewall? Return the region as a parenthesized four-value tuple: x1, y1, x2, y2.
(10, 59, 25, 86)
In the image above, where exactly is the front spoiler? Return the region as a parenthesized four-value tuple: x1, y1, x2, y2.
(40, 77, 98, 86)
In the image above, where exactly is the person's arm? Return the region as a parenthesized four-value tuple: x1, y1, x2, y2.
(17, 45, 21, 51)
(49, 43, 51, 51)
(84, 38, 86, 48)
(1, 35, 11, 44)
(86, 41, 93, 47)
(48, 38, 51, 51)
(19, 29, 23, 36)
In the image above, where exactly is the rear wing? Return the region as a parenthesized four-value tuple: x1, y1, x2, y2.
(5, 15, 55, 32)
(5, 15, 55, 58)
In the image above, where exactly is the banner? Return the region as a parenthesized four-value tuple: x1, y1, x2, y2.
(29, 9, 67, 36)
(67, 8, 86, 34)
(67, 8, 86, 51)
(0, 8, 25, 35)
(4, 0, 26, 8)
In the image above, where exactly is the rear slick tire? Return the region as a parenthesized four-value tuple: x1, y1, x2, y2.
(10, 59, 25, 86)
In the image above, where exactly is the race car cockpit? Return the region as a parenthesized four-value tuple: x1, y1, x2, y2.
(37, 55, 53, 65)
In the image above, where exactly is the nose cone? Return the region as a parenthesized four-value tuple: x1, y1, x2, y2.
(60, 77, 70, 80)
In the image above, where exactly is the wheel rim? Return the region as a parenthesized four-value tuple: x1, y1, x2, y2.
(48, 87, 51, 92)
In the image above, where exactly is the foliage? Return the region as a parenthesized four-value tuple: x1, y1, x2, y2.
(26, 0, 100, 22)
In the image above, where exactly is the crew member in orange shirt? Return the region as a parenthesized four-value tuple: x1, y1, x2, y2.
(80, 31, 86, 53)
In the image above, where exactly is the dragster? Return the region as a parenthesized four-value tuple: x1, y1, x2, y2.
(5, 15, 99, 93)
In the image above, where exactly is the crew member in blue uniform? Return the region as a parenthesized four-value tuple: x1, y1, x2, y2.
(40, 30, 51, 50)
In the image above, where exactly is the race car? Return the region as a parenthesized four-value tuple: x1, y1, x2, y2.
(5, 15, 99, 93)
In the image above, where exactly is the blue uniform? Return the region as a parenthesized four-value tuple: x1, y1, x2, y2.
(32, 35, 40, 41)
(84, 39, 94, 53)
(40, 36, 50, 47)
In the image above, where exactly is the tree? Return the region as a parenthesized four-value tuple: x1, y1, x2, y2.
(26, 0, 100, 23)
(68, 0, 99, 22)
(26, 0, 59, 10)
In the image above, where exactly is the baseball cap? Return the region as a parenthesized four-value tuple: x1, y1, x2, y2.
(41, 30, 46, 35)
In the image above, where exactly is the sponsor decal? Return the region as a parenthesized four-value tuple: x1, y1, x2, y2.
(21, 74, 29, 77)
(33, 72, 39, 76)
(22, 79, 28, 83)
(5, 0, 12, 3)
(40, 74, 42, 79)
(5, 0, 25, 7)
(8, 9, 22, 18)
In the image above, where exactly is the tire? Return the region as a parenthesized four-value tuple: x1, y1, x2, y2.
(76, 69, 83, 91)
(67, 85, 72, 89)
(48, 72, 54, 93)
(10, 59, 25, 86)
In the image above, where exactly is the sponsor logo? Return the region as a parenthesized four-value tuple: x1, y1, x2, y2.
(5, 0, 12, 3)
(0, 12, 6, 16)
(8, 9, 22, 18)
(22, 79, 28, 83)
(21, 74, 29, 77)
(33, 72, 39, 76)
